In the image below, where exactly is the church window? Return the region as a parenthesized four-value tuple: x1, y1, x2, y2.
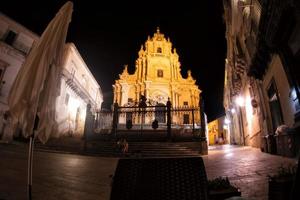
(157, 69, 163, 78)
(183, 101, 188, 106)
(157, 47, 162, 53)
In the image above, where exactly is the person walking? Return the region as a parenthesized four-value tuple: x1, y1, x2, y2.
(122, 138, 128, 154)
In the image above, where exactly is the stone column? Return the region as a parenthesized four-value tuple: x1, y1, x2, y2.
(144, 81, 151, 100)
(172, 91, 175, 106)
(134, 84, 139, 104)
(113, 86, 117, 103)
(120, 83, 129, 106)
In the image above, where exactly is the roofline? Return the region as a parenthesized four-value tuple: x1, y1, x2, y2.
(65, 43, 103, 96)
(0, 12, 40, 40)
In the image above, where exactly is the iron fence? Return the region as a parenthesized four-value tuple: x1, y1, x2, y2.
(94, 100, 205, 141)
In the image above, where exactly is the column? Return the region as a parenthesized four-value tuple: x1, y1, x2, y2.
(113, 86, 117, 103)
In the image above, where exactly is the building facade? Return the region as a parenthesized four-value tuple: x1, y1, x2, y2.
(223, 0, 300, 154)
(55, 43, 103, 136)
(113, 28, 201, 125)
(0, 13, 39, 111)
(0, 13, 103, 138)
(207, 116, 229, 145)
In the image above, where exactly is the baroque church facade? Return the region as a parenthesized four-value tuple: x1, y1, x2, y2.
(113, 28, 201, 125)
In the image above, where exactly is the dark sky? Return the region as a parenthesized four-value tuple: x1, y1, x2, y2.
(1, 0, 226, 122)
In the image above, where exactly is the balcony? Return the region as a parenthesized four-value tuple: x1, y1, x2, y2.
(62, 69, 97, 107)
(0, 40, 30, 56)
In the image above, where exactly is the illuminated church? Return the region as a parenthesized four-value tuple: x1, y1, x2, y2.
(113, 28, 201, 124)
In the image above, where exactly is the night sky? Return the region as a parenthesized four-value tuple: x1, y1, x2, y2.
(2, 0, 226, 122)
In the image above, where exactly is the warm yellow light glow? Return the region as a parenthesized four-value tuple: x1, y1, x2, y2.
(224, 118, 230, 124)
(235, 96, 245, 107)
(225, 153, 233, 158)
(245, 94, 253, 132)
(81, 107, 87, 121)
(112, 29, 201, 125)
(66, 157, 82, 167)
(68, 97, 80, 116)
(231, 108, 236, 114)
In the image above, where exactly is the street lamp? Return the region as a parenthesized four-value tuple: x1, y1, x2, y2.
(230, 108, 236, 114)
(235, 96, 245, 107)
(224, 118, 231, 125)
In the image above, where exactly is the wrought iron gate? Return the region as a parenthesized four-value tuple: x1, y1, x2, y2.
(94, 99, 206, 141)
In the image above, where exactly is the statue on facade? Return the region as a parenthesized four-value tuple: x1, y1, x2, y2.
(139, 95, 147, 108)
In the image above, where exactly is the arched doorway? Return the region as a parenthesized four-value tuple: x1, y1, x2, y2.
(155, 103, 166, 123)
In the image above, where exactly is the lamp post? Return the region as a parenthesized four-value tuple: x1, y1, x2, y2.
(235, 96, 246, 145)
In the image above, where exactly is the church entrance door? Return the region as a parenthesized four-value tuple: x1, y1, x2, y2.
(155, 103, 166, 123)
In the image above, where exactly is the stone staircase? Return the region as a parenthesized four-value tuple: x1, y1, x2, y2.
(89, 141, 202, 157)
(34, 137, 202, 157)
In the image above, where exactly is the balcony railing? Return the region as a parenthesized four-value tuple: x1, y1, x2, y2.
(62, 69, 97, 107)
(0, 40, 31, 56)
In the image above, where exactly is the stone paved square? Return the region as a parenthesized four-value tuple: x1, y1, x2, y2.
(0, 143, 297, 200)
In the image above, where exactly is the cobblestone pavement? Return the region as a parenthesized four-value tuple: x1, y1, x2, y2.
(0, 143, 298, 200)
(203, 145, 298, 200)
(0, 143, 118, 200)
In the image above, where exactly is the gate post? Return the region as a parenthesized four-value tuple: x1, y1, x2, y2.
(199, 94, 208, 155)
(112, 102, 119, 138)
(83, 103, 94, 151)
(167, 98, 172, 139)
(192, 108, 195, 135)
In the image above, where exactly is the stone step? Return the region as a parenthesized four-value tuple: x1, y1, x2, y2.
(35, 139, 202, 157)
(35, 148, 199, 158)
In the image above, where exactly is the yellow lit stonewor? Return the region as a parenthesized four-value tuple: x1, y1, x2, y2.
(113, 28, 201, 125)
(208, 120, 219, 145)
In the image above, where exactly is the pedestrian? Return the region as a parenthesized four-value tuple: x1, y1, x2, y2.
(116, 138, 122, 152)
(122, 138, 128, 154)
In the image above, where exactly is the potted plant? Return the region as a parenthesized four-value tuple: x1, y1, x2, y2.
(208, 176, 241, 200)
(268, 164, 297, 200)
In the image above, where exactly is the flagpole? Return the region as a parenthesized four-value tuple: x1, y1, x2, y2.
(28, 115, 39, 200)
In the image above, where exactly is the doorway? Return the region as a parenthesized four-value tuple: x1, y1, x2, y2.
(155, 103, 166, 123)
(267, 79, 284, 132)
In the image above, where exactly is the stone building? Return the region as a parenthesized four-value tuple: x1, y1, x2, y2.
(0, 13, 39, 111)
(113, 28, 201, 125)
(208, 116, 229, 145)
(0, 13, 103, 138)
(55, 43, 102, 136)
(223, 0, 300, 155)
